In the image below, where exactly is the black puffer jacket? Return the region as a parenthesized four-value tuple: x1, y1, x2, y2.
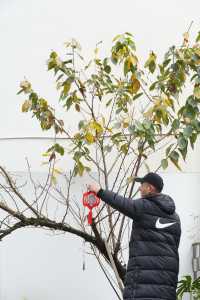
(97, 189, 181, 300)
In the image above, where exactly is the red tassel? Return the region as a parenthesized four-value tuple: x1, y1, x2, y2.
(88, 209, 92, 225)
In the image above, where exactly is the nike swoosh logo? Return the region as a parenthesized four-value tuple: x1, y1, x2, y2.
(155, 218, 176, 229)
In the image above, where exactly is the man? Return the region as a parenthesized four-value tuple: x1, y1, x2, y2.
(88, 172, 181, 300)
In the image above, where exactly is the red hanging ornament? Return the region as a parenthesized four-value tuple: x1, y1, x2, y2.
(82, 191, 100, 225)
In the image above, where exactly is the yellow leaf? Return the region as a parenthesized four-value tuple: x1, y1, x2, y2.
(112, 34, 122, 42)
(144, 107, 154, 118)
(184, 117, 191, 124)
(144, 162, 150, 173)
(127, 55, 138, 70)
(130, 75, 140, 94)
(63, 82, 71, 95)
(107, 127, 113, 133)
(153, 113, 161, 123)
(85, 133, 95, 144)
(75, 103, 80, 112)
(123, 122, 129, 128)
(129, 55, 138, 66)
(54, 168, 63, 175)
(41, 161, 50, 165)
(20, 80, 32, 93)
(21, 100, 31, 112)
(42, 152, 51, 157)
(163, 97, 174, 108)
(194, 48, 200, 57)
(194, 86, 200, 99)
(94, 47, 99, 58)
(90, 121, 103, 133)
(183, 32, 189, 42)
(101, 116, 106, 127)
(153, 97, 162, 106)
(126, 176, 134, 184)
(50, 175, 57, 185)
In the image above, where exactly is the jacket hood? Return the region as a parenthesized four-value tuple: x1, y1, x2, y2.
(146, 193, 176, 215)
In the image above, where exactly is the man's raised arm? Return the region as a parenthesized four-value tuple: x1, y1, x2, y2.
(87, 183, 142, 220)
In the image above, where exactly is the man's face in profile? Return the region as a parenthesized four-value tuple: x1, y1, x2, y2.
(139, 182, 156, 197)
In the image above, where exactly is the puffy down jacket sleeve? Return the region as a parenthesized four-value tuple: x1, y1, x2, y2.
(97, 188, 142, 220)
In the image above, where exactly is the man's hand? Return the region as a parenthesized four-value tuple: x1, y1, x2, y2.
(87, 182, 101, 194)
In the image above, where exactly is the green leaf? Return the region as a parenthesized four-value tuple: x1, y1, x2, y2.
(125, 32, 133, 37)
(56, 74, 64, 82)
(63, 59, 73, 65)
(73, 151, 83, 161)
(17, 89, 24, 95)
(48, 61, 56, 70)
(112, 34, 122, 42)
(85, 166, 91, 173)
(78, 162, 85, 176)
(120, 143, 129, 154)
(196, 31, 200, 43)
(78, 120, 85, 130)
(54, 143, 65, 156)
(149, 61, 156, 73)
(170, 150, 179, 161)
(133, 92, 143, 100)
(169, 151, 182, 171)
(144, 52, 157, 74)
(184, 105, 197, 119)
(64, 96, 73, 110)
(106, 99, 112, 107)
(63, 81, 71, 96)
(124, 59, 129, 76)
(104, 145, 112, 152)
(47, 145, 55, 153)
(135, 121, 144, 131)
(74, 161, 85, 177)
(143, 119, 152, 129)
(177, 136, 187, 149)
(50, 51, 58, 59)
(128, 125, 135, 134)
(111, 52, 118, 65)
(189, 133, 197, 149)
(178, 147, 187, 161)
(190, 74, 198, 82)
(163, 58, 171, 68)
(172, 119, 180, 130)
(149, 81, 157, 91)
(161, 159, 168, 170)
(183, 125, 193, 138)
(104, 65, 111, 74)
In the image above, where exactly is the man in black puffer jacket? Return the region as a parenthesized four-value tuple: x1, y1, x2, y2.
(88, 172, 181, 300)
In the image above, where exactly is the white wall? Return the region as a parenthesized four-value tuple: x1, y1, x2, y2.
(0, 228, 115, 300)
(0, 0, 200, 299)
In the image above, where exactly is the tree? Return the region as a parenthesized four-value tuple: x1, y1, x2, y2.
(1, 29, 200, 298)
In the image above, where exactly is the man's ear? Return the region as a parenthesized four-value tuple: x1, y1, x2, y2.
(149, 184, 156, 193)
